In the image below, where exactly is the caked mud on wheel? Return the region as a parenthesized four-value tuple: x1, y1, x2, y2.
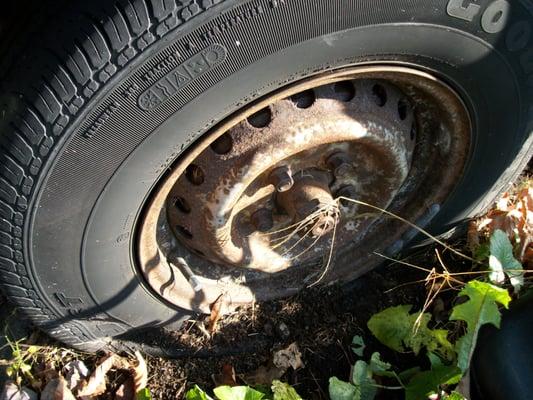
(0, 0, 531, 351)
(138, 66, 470, 313)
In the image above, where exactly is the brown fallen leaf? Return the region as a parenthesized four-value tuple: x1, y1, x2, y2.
(467, 220, 480, 255)
(469, 181, 533, 268)
(63, 360, 89, 391)
(77, 354, 130, 400)
(243, 362, 286, 386)
(243, 342, 304, 385)
(77, 354, 118, 399)
(41, 376, 76, 400)
(273, 342, 304, 370)
(131, 351, 148, 392)
(208, 293, 229, 333)
(0, 381, 38, 400)
(114, 377, 135, 400)
(212, 364, 237, 387)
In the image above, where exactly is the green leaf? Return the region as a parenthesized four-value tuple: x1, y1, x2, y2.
(213, 386, 265, 400)
(367, 305, 412, 352)
(450, 280, 511, 372)
(397, 367, 421, 384)
(405, 365, 462, 400)
(271, 381, 302, 400)
(328, 377, 356, 400)
(19, 363, 31, 374)
(368, 353, 394, 378)
(137, 388, 153, 400)
(367, 305, 454, 362)
(186, 385, 214, 400)
(489, 229, 524, 292)
(351, 335, 366, 357)
(426, 352, 460, 385)
(351, 360, 377, 400)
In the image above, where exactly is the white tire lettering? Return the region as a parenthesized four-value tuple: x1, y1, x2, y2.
(447, 0, 481, 22)
(481, 0, 511, 33)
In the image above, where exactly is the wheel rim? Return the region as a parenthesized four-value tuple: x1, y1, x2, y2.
(137, 65, 471, 313)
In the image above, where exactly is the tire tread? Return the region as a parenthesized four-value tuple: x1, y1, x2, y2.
(0, 0, 222, 351)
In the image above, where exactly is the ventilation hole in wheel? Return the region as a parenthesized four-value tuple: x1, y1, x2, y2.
(210, 133, 233, 154)
(176, 225, 193, 239)
(174, 197, 191, 213)
(291, 89, 316, 108)
(333, 81, 356, 101)
(248, 107, 272, 128)
(372, 84, 387, 107)
(410, 125, 416, 141)
(492, 11, 504, 23)
(185, 164, 204, 185)
(398, 99, 408, 120)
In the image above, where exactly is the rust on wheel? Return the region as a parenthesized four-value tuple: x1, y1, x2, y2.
(137, 66, 471, 313)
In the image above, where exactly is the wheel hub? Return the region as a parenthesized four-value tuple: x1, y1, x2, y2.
(166, 80, 414, 272)
(137, 66, 471, 313)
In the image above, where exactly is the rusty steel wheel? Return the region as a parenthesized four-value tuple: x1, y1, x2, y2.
(1, 0, 532, 352)
(137, 66, 470, 312)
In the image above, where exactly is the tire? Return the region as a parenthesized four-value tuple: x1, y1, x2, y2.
(0, 0, 531, 352)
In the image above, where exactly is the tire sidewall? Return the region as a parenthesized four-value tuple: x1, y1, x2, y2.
(26, 0, 533, 337)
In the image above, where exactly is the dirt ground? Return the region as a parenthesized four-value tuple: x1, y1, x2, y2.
(1, 171, 528, 399)
(0, 236, 479, 399)
(133, 245, 462, 399)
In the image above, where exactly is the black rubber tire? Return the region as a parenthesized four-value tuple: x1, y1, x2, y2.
(0, 0, 532, 352)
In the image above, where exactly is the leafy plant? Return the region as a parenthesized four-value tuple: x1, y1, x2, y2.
(367, 305, 454, 362)
(329, 280, 512, 400)
(488, 229, 524, 291)
(0, 337, 39, 386)
(450, 280, 511, 372)
(137, 387, 153, 399)
(350, 335, 365, 357)
(185, 380, 302, 400)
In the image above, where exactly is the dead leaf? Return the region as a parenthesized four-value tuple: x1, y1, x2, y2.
(243, 342, 304, 385)
(242, 362, 285, 386)
(41, 376, 76, 400)
(470, 180, 533, 269)
(114, 377, 135, 400)
(131, 351, 148, 392)
(0, 381, 38, 400)
(77, 354, 117, 399)
(35, 362, 59, 384)
(467, 221, 480, 254)
(212, 364, 237, 387)
(208, 293, 229, 333)
(63, 360, 89, 391)
(273, 342, 304, 370)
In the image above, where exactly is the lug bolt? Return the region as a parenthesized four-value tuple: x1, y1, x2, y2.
(335, 185, 357, 201)
(311, 214, 336, 237)
(269, 166, 294, 192)
(326, 152, 352, 178)
(251, 208, 274, 232)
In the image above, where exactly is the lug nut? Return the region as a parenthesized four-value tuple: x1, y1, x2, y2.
(336, 185, 357, 201)
(311, 214, 336, 237)
(269, 166, 294, 192)
(251, 208, 274, 232)
(326, 152, 352, 178)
